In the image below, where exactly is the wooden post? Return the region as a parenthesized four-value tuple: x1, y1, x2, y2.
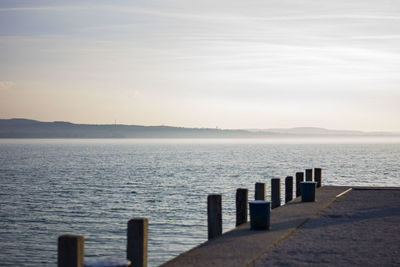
(314, 168, 322, 187)
(271, 178, 281, 209)
(296, 172, 304, 197)
(255, 182, 266, 200)
(208, 194, 222, 240)
(285, 176, 293, 203)
(236, 188, 248, 226)
(127, 218, 148, 267)
(58, 234, 84, 267)
(305, 169, 313, 181)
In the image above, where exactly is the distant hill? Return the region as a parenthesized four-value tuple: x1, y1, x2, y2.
(0, 119, 398, 138)
(249, 127, 399, 136)
(249, 127, 364, 135)
(0, 118, 274, 138)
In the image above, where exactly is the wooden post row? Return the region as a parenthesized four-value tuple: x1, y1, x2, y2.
(58, 170, 321, 267)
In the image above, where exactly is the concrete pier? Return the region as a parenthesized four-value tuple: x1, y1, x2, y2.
(161, 186, 351, 267)
(161, 186, 400, 267)
(254, 187, 400, 266)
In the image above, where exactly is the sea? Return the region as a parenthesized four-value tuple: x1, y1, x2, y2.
(1, 138, 400, 266)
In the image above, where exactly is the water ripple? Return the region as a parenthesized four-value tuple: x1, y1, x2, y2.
(0, 139, 399, 266)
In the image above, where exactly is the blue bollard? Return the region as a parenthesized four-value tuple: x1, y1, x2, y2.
(84, 259, 131, 267)
(249, 200, 271, 230)
(300, 181, 317, 202)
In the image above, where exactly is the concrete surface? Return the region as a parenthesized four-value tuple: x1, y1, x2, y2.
(161, 186, 351, 267)
(253, 188, 400, 266)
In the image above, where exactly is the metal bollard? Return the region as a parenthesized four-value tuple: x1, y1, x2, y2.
(84, 259, 131, 267)
(300, 181, 317, 202)
(249, 200, 271, 230)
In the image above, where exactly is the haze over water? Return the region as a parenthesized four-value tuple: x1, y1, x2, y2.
(1, 138, 399, 266)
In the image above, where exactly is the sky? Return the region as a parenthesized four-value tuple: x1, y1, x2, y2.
(0, 0, 400, 131)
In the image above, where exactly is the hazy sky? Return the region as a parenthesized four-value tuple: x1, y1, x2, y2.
(1, 0, 399, 131)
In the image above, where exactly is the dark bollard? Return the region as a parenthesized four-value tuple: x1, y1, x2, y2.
(271, 178, 281, 209)
(255, 182, 266, 200)
(314, 168, 322, 187)
(84, 259, 131, 267)
(207, 194, 222, 240)
(58, 234, 84, 267)
(300, 181, 317, 202)
(295, 172, 304, 197)
(236, 188, 248, 226)
(127, 218, 148, 267)
(249, 201, 271, 230)
(285, 176, 293, 203)
(305, 169, 313, 181)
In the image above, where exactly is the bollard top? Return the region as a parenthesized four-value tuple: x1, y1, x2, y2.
(208, 194, 222, 199)
(301, 181, 317, 184)
(249, 200, 271, 205)
(128, 217, 148, 224)
(237, 188, 248, 191)
(58, 234, 84, 241)
(84, 259, 131, 267)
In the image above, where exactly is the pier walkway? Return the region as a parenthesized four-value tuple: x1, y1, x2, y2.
(161, 186, 400, 267)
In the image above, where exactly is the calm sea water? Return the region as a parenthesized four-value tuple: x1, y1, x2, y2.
(0, 138, 399, 266)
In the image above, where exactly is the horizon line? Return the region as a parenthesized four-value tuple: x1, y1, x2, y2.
(2, 117, 400, 134)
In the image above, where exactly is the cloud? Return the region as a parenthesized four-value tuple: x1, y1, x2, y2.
(344, 35, 400, 40)
(0, 81, 15, 90)
(0, 6, 86, 12)
(255, 14, 400, 21)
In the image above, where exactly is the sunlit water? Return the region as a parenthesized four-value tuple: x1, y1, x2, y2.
(0, 138, 399, 266)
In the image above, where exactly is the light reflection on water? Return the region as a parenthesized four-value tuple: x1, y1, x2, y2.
(0, 138, 399, 266)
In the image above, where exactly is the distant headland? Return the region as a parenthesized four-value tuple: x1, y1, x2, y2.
(0, 118, 398, 138)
